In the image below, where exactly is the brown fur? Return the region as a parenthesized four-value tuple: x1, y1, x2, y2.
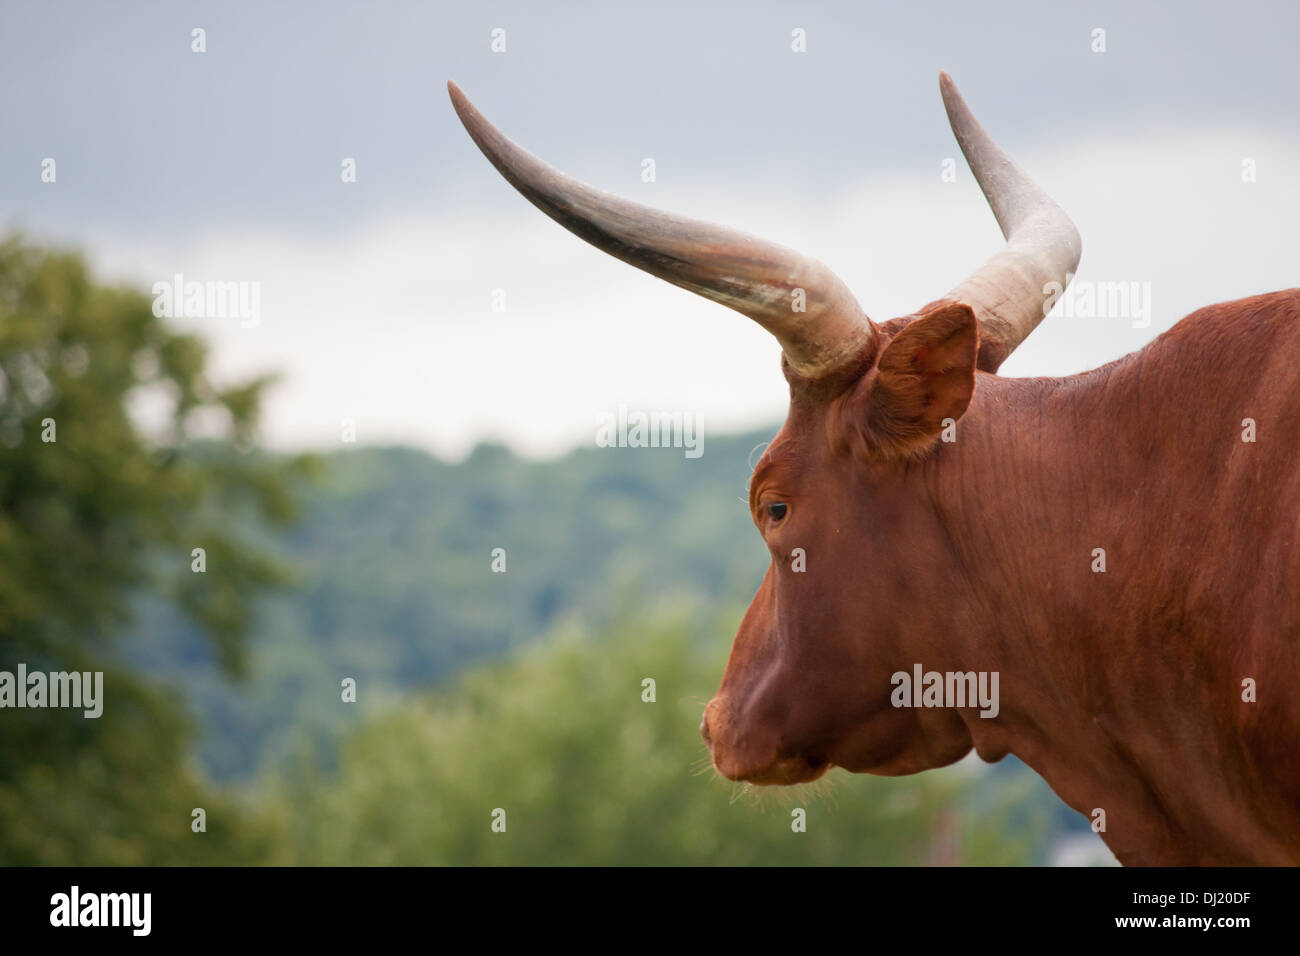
(704, 289, 1300, 865)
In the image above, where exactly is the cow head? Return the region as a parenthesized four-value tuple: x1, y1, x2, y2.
(701, 299, 986, 785)
(450, 73, 1080, 785)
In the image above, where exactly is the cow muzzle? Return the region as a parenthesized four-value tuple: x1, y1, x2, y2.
(700, 697, 830, 786)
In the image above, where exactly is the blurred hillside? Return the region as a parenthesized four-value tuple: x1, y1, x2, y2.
(132, 431, 774, 781)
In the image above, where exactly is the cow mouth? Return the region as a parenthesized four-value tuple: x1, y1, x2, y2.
(712, 751, 831, 786)
(701, 697, 830, 785)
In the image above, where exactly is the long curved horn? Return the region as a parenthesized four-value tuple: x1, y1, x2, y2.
(940, 72, 1082, 373)
(448, 81, 875, 379)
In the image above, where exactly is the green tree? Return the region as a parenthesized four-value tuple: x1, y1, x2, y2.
(0, 236, 305, 863)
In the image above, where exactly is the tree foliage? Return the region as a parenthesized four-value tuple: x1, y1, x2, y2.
(0, 236, 305, 863)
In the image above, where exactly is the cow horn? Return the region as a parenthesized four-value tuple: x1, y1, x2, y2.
(448, 81, 876, 379)
(940, 72, 1082, 373)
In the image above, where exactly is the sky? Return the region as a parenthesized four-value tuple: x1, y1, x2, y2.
(3, 0, 1298, 459)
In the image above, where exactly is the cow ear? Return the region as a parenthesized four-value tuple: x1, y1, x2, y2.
(862, 302, 978, 456)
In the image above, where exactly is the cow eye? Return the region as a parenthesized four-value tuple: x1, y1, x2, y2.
(767, 502, 788, 521)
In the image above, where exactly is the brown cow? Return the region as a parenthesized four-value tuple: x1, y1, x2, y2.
(450, 74, 1300, 865)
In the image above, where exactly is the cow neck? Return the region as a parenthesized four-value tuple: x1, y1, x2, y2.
(923, 349, 1291, 864)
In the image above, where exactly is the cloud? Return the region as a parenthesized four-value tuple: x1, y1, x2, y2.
(84, 123, 1300, 459)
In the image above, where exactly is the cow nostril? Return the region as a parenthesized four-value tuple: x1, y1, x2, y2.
(699, 713, 712, 745)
